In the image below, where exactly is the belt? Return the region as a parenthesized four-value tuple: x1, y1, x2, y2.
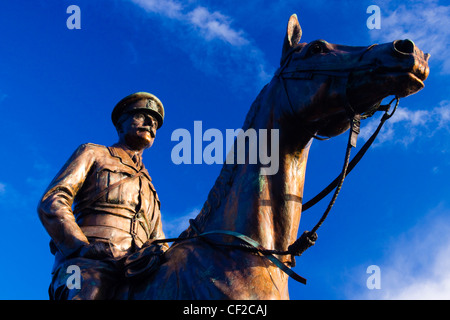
(78, 212, 149, 247)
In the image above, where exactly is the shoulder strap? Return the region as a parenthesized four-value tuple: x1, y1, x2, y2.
(73, 170, 145, 215)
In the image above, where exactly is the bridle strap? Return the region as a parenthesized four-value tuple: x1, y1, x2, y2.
(149, 44, 398, 286)
(275, 44, 400, 259)
(278, 74, 332, 141)
(277, 43, 378, 76)
(275, 44, 372, 140)
(151, 99, 399, 286)
(302, 97, 399, 211)
(287, 97, 399, 260)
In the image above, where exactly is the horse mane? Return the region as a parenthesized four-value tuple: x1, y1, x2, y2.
(179, 83, 270, 237)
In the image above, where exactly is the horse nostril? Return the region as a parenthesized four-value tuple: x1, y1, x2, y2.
(394, 39, 415, 54)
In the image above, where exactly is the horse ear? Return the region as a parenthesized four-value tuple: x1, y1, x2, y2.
(281, 14, 302, 65)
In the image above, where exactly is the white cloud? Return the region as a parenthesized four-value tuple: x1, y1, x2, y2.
(370, 0, 450, 73)
(0, 150, 55, 215)
(187, 7, 248, 46)
(435, 103, 450, 129)
(129, 0, 273, 89)
(130, 0, 250, 46)
(131, 0, 183, 18)
(360, 100, 450, 147)
(347, 204, 450, 299)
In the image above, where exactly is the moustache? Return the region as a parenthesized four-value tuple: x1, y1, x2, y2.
(137, 127, 156, 138)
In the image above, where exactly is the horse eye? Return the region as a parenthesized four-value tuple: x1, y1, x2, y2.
(310, 43, 324, 55)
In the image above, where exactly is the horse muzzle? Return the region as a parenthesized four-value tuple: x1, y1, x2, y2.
(393, 39, 430, 81)
(373, 39, 430, 98)
(347, 39, 430, 111)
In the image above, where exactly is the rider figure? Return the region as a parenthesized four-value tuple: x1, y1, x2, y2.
(38, 92, 168, 299)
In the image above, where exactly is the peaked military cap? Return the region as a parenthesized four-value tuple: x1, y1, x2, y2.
(112, 92, 165, 129)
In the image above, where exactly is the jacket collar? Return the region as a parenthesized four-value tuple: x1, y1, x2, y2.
(107, 144, 151, 181)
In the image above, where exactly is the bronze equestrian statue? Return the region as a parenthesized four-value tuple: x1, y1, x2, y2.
(38, 92, 168, 299)
(39, 14, 429, 300)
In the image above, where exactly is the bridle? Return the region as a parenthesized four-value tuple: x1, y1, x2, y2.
(275, 42, 379, 140)
(287, 96, 398, 261)
(151, 43, 400, 286)
(273, 42, 399, 264)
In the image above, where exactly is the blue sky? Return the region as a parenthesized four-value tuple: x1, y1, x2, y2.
(0, 0, 449, 300)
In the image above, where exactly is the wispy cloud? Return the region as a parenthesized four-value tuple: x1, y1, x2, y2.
(162, 207, 200, 238)
(131, 0, 183, 18)
(187, 7, 248, 46)
(346, 203, 450, 299)
(0, 91, 7, 104)
(129, 0, 273, 89)
(132, 0, 248, 45)
(360, 100, 450, 147)
(0, 149, 55, 218)
(370, 0, 450, 73)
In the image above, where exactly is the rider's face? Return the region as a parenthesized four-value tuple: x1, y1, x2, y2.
(119, 111, 158, 150)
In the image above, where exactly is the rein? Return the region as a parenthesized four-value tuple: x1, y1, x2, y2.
(287, 97, 399, 259)
(152, 97, 398, 285)
(302, 97, 398, 212)
(151, 45, 400, 285)
(274, 43, 400, 262)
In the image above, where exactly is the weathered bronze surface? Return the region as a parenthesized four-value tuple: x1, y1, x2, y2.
(39, 14, 429, 300)
(129, 15, 429, 300)
(38, 92, 168, 299)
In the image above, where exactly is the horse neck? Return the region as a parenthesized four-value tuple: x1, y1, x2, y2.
(192, 81, 313, 253)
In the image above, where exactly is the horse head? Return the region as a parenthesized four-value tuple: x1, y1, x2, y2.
(277, 14, 430, 138)
(130, 14, 430, 300)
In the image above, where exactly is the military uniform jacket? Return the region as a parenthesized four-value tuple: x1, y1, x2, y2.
(38, 143, 167, 261)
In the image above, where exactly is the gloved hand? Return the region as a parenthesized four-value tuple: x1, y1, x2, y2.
(141, 239, 166, 254)
(78, 242, 113, 260)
